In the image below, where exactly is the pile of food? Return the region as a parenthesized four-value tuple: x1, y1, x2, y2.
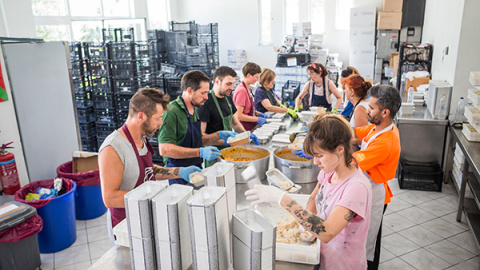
(190, 174, 204, 183)
(275, 150, 312, 161)
(275, 216, 312, 244)
(220, 147, 268, 162)
(222, 157, 256, 162)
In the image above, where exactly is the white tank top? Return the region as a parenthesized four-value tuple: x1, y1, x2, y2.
(349, 101, 370, 127)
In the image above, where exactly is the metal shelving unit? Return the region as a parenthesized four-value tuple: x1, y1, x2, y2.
(395, 43, 433, 91)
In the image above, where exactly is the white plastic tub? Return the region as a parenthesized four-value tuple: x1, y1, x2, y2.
(464, 106, 480, 124)
(468, 89, 480, 107)
(469, 71, 480, 86)
(463, 124, 480, 142)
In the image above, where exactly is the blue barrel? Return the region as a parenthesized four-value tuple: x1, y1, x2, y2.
(75, 184, 107, 220)
(36, 181, 77, 253)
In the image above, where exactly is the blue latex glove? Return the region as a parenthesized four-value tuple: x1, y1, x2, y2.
(200, 146, 222, 161)
(305, 127, 309, 132)
(258, 113, 268, 119)
(219, 131, 237, 143)
(295, 149, 313, 159)
(250, 133, 260, 145)
(179, 165, 202, 182)
(257, 117, 267, 126)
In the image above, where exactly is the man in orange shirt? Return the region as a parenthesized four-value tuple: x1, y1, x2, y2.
(353, 85, 401, 270)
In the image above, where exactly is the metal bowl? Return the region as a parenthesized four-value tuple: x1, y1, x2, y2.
(219, 145, 271, 183)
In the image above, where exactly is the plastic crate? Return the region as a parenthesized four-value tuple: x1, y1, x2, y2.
(79, 122, 96, 139)
(197, 35, 218, 44)
(95, 109, 117, 124)
(186, 45, 207, 55)
(113, 79, 139, 94)
(148, 29, 165, 41)
(72, 77, 92, 95)
(169, 21, 197, 35)
(111, 60, 137, 79)
(85, 44, 108, 60)
(137, 59, 156, 77)
(91, 78, 112, 94)
(398, 161, 443, 192)
(71, 60, 88, 78)
(97, 135, 108, 147)
(69, 43, 84, 60)
(187, 66, 213, 78)
(75, 93, 94, 109)
(88, 61, 110, 77)
(96, 123, 117, 138)
(206, 43, 219, 54)
(103, 28, 134, 43)
(161, 63, 177, 74)
(165, 77, 182, 96)
(115, 94, 131, 110)
(197, 23, 218, 35)
(116, 111, 129, 124)
(77, 107, 95, 124)
(165, 31, 188, 52)
(108, 42, 135, 60)
(93, 93, 115, 109)
(135, 42, 156, 60)
(166, 52, 186, 64)
(81, 138, 98, 152)
(186, 55, 208, 66)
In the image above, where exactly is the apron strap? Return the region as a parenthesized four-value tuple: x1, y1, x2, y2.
(242, 81, 255, 116)
(210, 89, 233, 118)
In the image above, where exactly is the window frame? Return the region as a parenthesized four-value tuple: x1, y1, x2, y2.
(258, 0, 272, 46)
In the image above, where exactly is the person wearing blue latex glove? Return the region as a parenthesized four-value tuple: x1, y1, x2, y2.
(250, 133, 260, 145)
(219, 131, 237, 145)
(295, 149, 313, 159)
(179, 165, 202, 182)
(257, 116, 267, 126)
(258, 112, 268, 119)
(200, 146, 222, 161)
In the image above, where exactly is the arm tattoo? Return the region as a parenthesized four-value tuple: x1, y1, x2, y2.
(344, 210, 355, 222)
(154, 167, 179, 177)
(285, 199, 326, 235)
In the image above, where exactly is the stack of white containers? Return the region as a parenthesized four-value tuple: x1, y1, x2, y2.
(124, 181, 169, 270)
(232, 208, 276, 270)
(204, 163, 236, 222)
(152, 184, 194, 270)
(187, 186, 231, 269)
(349, 7, 376, 80)
(227, 50, 247, 76)
(451, 143, 474, 198)
(463, 71, 480, 141)
(308, 34, 328, 64)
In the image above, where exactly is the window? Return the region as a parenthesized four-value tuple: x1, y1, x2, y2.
(311, 0, 326, 34)
(146, 0, 169, 30)
(102, 0, 130, 17)
(259, 0, 272, 46)
(285, 0, 299, 35)
(36, 25, 69, 41)
(32, 0, 67, 16)
(71, 21, 103, 42)
(69, 0, 102, 17)
(335, 0, 353, 30)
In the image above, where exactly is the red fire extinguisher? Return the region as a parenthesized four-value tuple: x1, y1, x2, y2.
(0, 142, 21, 195)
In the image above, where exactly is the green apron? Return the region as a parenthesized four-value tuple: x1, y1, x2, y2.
(263, 86, 278, 106)
(205, 90, 234, 167)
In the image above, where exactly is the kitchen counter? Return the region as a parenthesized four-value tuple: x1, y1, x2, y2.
(89, 116, 319, 270)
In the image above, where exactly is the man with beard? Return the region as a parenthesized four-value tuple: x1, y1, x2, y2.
(352, 85, 401, 270)
(158, 70, 236, 184)
(99, 88, 201, 229)
(198, 66, 259, 161)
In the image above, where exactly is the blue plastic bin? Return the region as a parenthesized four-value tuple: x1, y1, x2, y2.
(75, 184, 107, 220)
(36, 181, 77, 253)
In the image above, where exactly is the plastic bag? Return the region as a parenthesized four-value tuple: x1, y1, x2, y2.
(14, 178, 74, 209)
(56, 161, 100, 187)
(0, 214, 43, 243)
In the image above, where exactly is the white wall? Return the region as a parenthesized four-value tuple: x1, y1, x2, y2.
(0, 0, 36, 38)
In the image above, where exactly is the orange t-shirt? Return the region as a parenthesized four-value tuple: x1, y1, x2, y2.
(353, 124, 401, 204)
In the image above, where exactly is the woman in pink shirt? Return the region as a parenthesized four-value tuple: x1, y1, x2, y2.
(233, 62, 267, 131)
(246, 115, 372, 270)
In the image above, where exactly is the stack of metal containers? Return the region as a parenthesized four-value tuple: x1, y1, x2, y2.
(124, 181, 168, 270)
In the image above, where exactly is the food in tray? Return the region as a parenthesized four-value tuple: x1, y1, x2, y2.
(190, 173, 204, 183)
(275, 150, 312, 161)
(276, 216, 302, 244)
(223, 157, 257, 162)
(220, 147, 269, 162)
(278, 181, 292, 190)
(287, 186, 298, 193)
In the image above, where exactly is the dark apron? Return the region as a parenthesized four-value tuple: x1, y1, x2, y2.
(311, 78, 331, 111)
(264, 87, 278, 106)
(166, 97, 203, 185)
(110, 124, 155, 228)
(206, 90, 233, 167)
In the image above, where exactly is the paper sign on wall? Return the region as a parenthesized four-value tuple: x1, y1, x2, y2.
(287, 57, 297, 67)
(0, 64, 8, 102)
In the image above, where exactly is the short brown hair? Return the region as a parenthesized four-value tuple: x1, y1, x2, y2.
(242, 62, 261, 77)
(213, 66, 237, 81)
(259, 68, 276, 87)
(307, 63, 328, 78)
(129, 88, 170, 118)
(181, 70, 211, 92)
(304, 115, 355, 167)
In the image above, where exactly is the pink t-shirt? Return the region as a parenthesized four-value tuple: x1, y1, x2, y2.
(233, 83, 256, 131)
(316, 169, 372, 270)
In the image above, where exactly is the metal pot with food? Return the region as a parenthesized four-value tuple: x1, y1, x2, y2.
(273, 146, 320, 183)
(219, 145, 270, 183)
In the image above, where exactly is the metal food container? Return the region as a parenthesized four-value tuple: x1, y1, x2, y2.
(219, 145, 271, 183)
(204, 162, 236, 220)
(189, 171, 206, 188)
(152, 184, 194, 270)
(273, 146, 320, 183)
(124, 181, 169, 270)
(232, 209, 276, 270)
(187, 187, 231, 270)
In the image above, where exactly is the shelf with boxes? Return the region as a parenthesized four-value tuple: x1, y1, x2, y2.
(396, 43, 433, 91)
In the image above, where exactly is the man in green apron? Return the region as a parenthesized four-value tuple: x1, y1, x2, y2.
(198, 66, 259, 166)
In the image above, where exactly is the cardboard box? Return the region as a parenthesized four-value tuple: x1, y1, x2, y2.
(390, 52, 399, 77)
(350, 7, 377, 28)
(377, 12, 402, 30)
(350, 27, 376, 47)
(383, 0, 403, 12)
(72, 151, 99, 173)
(406, 76, 430, 91)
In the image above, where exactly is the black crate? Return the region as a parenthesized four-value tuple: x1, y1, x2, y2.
(111, 60, 137, 79)
(71, 60, 88, 78)
(138, 75, 157, 88)
(282, 80, 301, 101)
(88, 60, 110, 77)
(148, 29, 166, 40)
(398, 161, 443, 192)
(165, 32, 188, 52)
(169, 21, 197, 35)
(137, 59, 156, 77)
(135, 42, 156, 60)
(73, 77, 92, 95)
(91, 78, 112, 94)
(95, 109, 117, 124)
(115, 94, 131, 110)
(206, 43, 219, 54)
(113, 79, 139, 94)
(187, 66, 213, 78)
(93, 93, 115, 109)
(77, 107, 95, 124)
(97, 135, 108, 147)
(69, 43, 85, 60)
(81, 138, 98, 152)
(197, 23, 218, 35)
(116, 110, 129, 124)
(85, 44, 108, 60)
(186, 45, 207, 55)
(79, 122, 97, 139)
(96, 123, 117, 138)
(108, 42, 135, 60)
(166, 52, 186, 64)
(277, 53, 310, 67)
(197, 35, 218, 45)
(165, 77, 182, 96)
(103, 28, 135, 43)
(75, 93, 94, 109)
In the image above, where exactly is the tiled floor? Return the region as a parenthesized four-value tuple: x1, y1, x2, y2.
(35, 179, 480, 269)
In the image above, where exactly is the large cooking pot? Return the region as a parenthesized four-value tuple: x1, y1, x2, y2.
(219, 145, 270, 183)
(273, 146, 320, 183)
